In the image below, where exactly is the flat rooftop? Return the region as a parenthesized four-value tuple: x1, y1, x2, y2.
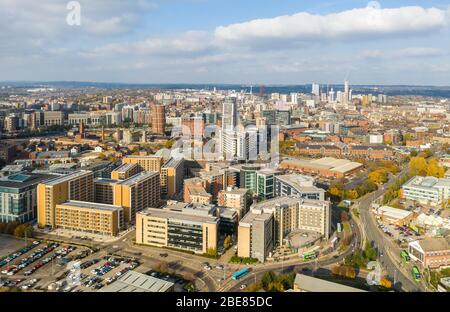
(294, 274, 366, 292)
(376, 206, 413, 219)
(163, 157, 184, 168)
(42, 170, 92, 186)
(118, 171, 159, 186)
(57, 200, 123, 212)
(99, 271, 173, 292)
(417, 237, 450, 252)
(113, 163, 138, 173)
(276, 174, 315, 188)
(0, 173, 54, 189)
(94, 178, 120, 184)
(139, 207, 218, 224)
(281, 157, 363, 174)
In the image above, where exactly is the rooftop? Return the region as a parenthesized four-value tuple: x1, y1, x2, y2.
(0, 173, 53, 189)
(293, 274, 366, 292)
(375, 206, 413, 220)
(417, 237, 450, 252)
(57, 200, 123, 212)
(118, 171, 159, 186)
(112, 163, 138, 173)
(42, 170, 92, 186)
(98, 271, 173, 292)
(404, 176, 450, 189)
(139, 207, 219, 225)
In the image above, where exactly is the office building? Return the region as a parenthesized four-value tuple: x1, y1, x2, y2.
(113, 172, 161, 223)
(0, 173, 52, 223)
(111, 163, 141, 180)
(136, 203, 219, 254)
(37, 171, 94, 228)
(256, 169, 279, 200)
(402, 176, 450, 207)
(235, 164, 261, 194)
(275, 174, 326, 201)
(55, 200, 124, 236)
(152, 104, 166, 135)
(122, 155, 164, 173)
(408, 237, 450, 269)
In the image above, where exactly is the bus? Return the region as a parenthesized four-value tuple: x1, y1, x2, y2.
(400, 250, 410, 264)
(411, 266, 421, 282)
(232, 268, 250, 280)
(302, 252, 317, 261)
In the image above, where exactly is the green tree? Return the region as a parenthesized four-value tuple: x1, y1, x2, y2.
(364, 242, 377, 261)
(223, 235, 232, 251)
(261, 271, 277, 289)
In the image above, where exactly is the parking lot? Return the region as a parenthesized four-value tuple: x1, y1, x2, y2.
(50, 253, 141, 292)
(376, 220, 421, 245)
(0, 239, 93, 291)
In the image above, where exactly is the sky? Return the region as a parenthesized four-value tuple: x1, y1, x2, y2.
(1, 0, 450, 85)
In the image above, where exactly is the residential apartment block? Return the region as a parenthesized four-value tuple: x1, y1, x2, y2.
(122, 155, 164, 173)
(237, 197, 331, 262)
(37, 170, 94, 228)
(160, 158, 184, 197)
(113, 172, 161, 223)
(55, 200, 124, 236)
(111, 163, 141, 180)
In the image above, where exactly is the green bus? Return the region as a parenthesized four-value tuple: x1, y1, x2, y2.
(411, 266, 421, 282)
(302, 252, 317, 261)
(400, 250, 410, 264)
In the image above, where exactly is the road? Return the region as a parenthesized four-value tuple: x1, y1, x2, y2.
(356, 168, 426, 292)
(223, 217, 362, 292)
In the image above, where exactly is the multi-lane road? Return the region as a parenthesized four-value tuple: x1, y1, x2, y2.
(356, 169, 426, 292)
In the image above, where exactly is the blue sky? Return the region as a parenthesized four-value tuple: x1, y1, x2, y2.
(1, 0, 450, 85)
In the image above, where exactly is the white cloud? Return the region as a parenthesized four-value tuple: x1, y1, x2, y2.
(215, 6, 448, 45)
(393, 47, 444, 57)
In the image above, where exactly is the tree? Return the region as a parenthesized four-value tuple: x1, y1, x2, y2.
(364, 242, 377, 261)
(205, 248, 218, 258)
(261, 271, 277, 289)
(223, 235, 232, 251)
(346, 189, 359, 200)
(368, 169, 388, 184)
(13, 224, 26, 238)
(246, 283, 262, 292)
(380, 277, 393, 289)
(409, 157, 428, 176)
(427, 159, 445, 178)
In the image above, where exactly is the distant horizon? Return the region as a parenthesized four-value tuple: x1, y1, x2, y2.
(2, 80, 450, 88)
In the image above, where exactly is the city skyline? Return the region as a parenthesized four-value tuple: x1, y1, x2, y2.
(1, 0, 450, 85)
